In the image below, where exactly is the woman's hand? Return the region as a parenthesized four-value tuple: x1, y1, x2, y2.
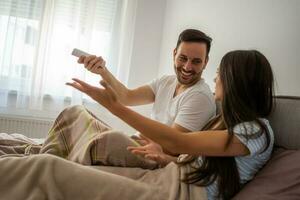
(128, 135, 175, 167)
(66, 78, 120, 112)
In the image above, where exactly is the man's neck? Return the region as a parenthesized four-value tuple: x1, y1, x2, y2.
(173, 78, 201, 97)
(173, 83, 191, 97)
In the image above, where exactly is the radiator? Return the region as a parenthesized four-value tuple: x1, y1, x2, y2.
(0, 116, 54, 138)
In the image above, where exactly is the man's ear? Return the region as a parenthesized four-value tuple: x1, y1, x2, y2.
(173, 48, 177, 59)
(203, 56, 209, 70)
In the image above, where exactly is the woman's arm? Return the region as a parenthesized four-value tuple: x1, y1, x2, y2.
(114, 103, 249, 156)
(66, 79, 249, 157)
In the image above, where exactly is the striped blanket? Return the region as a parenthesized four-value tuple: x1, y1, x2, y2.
(0, 105, 207, 200)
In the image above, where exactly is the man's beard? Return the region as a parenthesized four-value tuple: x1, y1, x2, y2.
(174, 65, 202, 86)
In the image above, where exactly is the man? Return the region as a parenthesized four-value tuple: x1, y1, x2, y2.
(77, 29, 216, 166)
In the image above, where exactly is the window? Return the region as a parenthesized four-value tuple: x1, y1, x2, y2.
(0, 0, 128, 119)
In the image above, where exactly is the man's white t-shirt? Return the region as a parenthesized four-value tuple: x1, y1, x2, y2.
(148, 75, 216, 131)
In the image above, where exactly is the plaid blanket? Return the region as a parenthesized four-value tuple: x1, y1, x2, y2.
(0, 105, 207, 200)
(40, 105, 158, 169)
(1, 105, 157, 168)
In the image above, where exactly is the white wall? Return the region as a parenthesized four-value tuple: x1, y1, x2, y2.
(99, 0, 167, 133)
(127, 0, 166, 88)
(158, 0, 300, 96)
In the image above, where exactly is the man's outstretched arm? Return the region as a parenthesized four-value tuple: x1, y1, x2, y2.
(78, 55, 155, 106)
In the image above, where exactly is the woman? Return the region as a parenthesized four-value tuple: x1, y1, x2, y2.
(67, 50, 275, 199)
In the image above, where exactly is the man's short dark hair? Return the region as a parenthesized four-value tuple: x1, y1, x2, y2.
(176, 29, 212, 58)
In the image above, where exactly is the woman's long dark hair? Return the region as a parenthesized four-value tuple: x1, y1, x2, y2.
(179, 50, 274, 200)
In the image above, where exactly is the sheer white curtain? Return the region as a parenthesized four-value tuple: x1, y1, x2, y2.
(0, 0, 137, 119)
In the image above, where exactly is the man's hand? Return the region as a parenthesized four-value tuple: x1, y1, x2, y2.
(66, 78, 119, 111)
(128, 135, 176, 167)
(78, 55, 106, 75)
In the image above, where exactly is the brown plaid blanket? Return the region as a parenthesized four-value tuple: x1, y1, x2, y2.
(0, 105, 207, 200)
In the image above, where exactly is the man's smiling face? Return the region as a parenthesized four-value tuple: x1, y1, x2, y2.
(173, 42, 208, 86)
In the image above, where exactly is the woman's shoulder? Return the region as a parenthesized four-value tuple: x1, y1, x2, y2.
(233, 118, 273, 136)
(234, 118, 274, 157)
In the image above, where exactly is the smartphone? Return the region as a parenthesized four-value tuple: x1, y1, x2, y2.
(71, 48, 91, 57)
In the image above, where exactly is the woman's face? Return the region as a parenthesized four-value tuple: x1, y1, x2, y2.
(214, 69, 223, 101)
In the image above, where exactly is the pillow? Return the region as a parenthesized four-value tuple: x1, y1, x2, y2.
(233, 148, 300, 200)
(268, 96, 300, 149)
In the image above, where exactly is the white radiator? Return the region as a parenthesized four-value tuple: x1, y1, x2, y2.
(0, 116, 54, 138)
